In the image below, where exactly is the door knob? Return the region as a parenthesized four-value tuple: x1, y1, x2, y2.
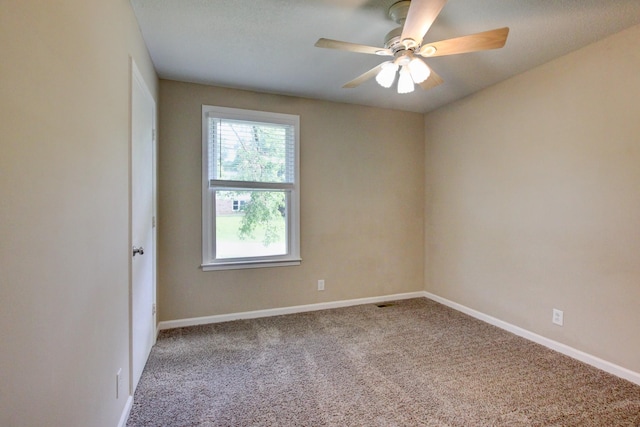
(132, 246, 144, 257)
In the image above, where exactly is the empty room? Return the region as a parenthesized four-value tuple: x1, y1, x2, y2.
(1, 1, 639, 426)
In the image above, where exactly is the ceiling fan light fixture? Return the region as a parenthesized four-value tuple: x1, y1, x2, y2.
(397, 65, 414, 94)
(408, 57, 431, 83)
(375, 62, 399, 88)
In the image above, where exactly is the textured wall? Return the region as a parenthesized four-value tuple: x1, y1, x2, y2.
(425, 25, 640, 373)
(0, 1, 157, 426)
(158, 80, 425, 321)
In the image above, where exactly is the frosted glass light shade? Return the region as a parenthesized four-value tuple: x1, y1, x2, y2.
(408, 57, 431, 84)
(375, 62, 399, 88)
(397, 65, 414, 94)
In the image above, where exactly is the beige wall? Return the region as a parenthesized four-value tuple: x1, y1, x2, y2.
(158, 80, 425, 321)
(0, 1, 157, 426)
(425, 24, 640, 373)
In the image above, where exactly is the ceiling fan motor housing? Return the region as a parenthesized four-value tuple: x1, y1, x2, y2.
(384, 27, 406, 54)
(386, 1, 418, 55)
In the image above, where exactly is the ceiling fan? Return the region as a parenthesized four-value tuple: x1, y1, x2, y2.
(315, 0, 509, 94)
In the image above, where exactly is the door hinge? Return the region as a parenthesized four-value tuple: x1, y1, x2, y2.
(152, 216, 156, 228)
(152, 303, 156, 315)
(152, 129, 156, 141)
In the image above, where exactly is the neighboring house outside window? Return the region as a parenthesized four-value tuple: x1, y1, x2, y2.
(201, 105, 300, 270)
(216, 198, 249, 215)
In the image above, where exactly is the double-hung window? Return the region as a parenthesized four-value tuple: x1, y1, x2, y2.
(201, 105, 300, 270)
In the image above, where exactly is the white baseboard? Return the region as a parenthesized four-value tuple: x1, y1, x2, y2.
(117, 395, 133, 427)
(423, 291, 640, 386)
(157, 291, 425, 331)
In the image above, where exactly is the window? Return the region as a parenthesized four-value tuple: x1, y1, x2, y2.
(231, 200, 246, 212)
(201, 105, 300, 270)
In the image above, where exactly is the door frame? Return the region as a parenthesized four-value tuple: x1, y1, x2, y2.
(129, 58, 157, 397)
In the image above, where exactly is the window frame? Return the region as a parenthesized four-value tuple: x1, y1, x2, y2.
(201, 105, 301, 271)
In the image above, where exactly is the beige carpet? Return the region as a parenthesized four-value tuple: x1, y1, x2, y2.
(127, 298, 640, 426)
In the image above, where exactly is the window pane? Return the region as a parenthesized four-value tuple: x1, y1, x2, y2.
(210, 119, 294, 184)
(215, 190, 287, 259)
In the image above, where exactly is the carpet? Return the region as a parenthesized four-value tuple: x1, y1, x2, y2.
(127, 298, 640, 426)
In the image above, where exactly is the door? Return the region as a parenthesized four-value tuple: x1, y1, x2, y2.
(131, 60, 156, 393)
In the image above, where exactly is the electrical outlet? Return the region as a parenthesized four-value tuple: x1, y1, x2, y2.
(317, 279, 325, 291)
(552, 309, 564, 326)
(116, 368, 122, 399)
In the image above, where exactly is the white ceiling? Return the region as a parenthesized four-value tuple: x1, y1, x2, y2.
(130, 0, 640, 113)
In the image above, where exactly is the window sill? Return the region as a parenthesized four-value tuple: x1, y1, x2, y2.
(201, 258, 301, 271)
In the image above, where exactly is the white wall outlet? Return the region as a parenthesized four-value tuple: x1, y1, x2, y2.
(116, 368, 122, 399)
(317, 279, 325, 291)
(552, 309, 564, 326)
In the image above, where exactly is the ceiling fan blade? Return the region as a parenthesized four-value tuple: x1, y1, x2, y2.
(315, 38, 392, 56)
(400, 0, 447, 46)
(343, 63, 386, 88)
(419, 27, 509, 57)
(418, 67, 444, 91)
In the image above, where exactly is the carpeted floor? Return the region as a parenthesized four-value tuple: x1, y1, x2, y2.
(127, 298, 640, 426)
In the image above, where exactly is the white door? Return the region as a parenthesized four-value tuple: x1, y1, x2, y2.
(131, 61, 156, 393)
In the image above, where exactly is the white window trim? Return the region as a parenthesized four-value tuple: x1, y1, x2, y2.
(201, 105, 301, 271)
